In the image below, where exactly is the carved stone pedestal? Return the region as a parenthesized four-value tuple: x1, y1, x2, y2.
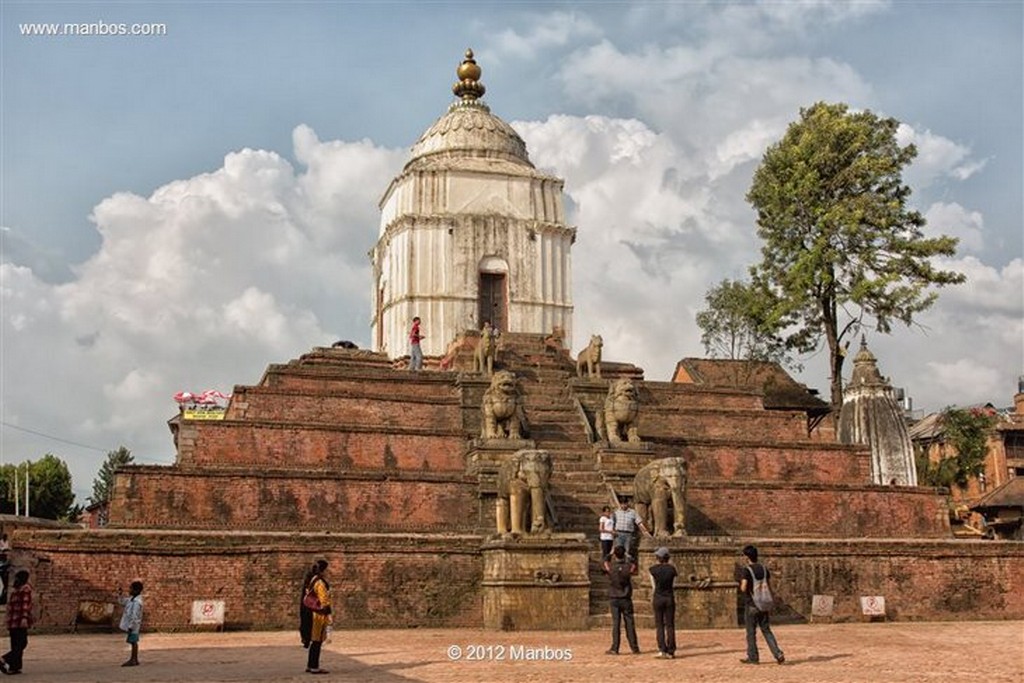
(481, 534, 590, 630)
(634, 536, 742, 629)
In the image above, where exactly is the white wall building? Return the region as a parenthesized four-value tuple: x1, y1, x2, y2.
(371, 50, 575, 359)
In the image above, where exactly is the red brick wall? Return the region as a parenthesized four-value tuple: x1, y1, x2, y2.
(762, 540, 1024, 622)
(630, 539, 1024, 626)
(15, 530, 483, 631)
(18, 531, 1024, 632)
(683, 483, 950, 538)
(179, 423, 467, 472)
(642, 408, 810, 441)
(643, 384, 766, 411)
(109, 469, 479, 531)
(650, 442, 871, 484)
(229, 390, 462, 428)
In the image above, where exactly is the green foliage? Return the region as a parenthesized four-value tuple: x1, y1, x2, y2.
(89, 445, 134, 505)
(746, 102, 965, 406)
(916, 407, 998, 490)
(0, 453, 76, 519)
(695, 278, 797, 369)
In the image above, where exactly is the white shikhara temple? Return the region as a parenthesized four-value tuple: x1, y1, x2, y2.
(371, 50, 575, 359)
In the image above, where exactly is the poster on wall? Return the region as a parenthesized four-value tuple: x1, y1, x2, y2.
(191, 599, 225, 626)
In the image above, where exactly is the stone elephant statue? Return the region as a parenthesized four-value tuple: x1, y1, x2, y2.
(496, 450, 553, 535)
(481, 370, 525, 439)
(633, 457, 687, 537)
(603, 379, 641, 444)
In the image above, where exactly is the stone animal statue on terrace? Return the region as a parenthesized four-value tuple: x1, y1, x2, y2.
(633, 457, 688, 537)
(496, 449, 553, 535)
(481, 370, 525, 440)
(603, 378, 641, 444)
(576, 335, 603, 378)
(473, 322, 497, 376)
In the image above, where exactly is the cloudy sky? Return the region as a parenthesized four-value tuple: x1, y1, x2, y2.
(2, 1, 1021, 502)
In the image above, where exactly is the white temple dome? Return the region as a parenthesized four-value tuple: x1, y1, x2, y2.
(407, 101, 532, 169)
(404, 49, 532, 171)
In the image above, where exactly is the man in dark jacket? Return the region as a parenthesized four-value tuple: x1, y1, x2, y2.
(604, 544, 641, 655)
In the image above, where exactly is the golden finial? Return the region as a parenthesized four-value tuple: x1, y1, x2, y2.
(452, 48, 486, 101)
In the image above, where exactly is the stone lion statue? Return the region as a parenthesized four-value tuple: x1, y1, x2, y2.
(602, 379, 641, 444)
(576, 335, 603, 378)
(474, 322, 497, 376)
(496, 449, 552, 535)
(633, 457, 687, 537)
(481, 370, 525, 440)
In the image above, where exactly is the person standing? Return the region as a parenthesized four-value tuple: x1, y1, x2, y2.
(612, 497, 649, 557)
(603, 545, 640, 655)
(118, 581, 144, 667)
(598, 506, 615, 561)
(0, 570, 32, 675)
(299, 561, 324, 649)
(304, 560, 332, 674)
(650, 547, 678, 659)
(409, 317, 424, 371)
(737, 545, 785, 665)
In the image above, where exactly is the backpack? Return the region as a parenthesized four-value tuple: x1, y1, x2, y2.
(747, 565, 775, 612)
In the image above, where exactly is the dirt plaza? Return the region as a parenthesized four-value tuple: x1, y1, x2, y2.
(17, 620, 1024, 682)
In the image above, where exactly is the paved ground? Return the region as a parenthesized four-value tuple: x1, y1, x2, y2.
(15, 621, 1024, 682)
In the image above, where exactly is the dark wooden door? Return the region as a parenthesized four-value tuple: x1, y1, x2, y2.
(479, 273, 507, 331)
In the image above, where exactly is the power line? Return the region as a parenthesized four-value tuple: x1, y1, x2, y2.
(0, 421, 108, 452)
(0, 421, 172, 465)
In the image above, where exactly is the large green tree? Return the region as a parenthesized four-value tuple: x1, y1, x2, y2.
(695, 278, 796, 369)
(746, 102, 965, 407)
(89, 445, 133, 505)
(0, 454, 76, 519)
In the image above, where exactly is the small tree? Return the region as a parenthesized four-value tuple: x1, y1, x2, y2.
(89, 446, 134, 505)
(695, 278, 796, 369)
(916, 407, 998, 489)
(747, 102, 966, 407)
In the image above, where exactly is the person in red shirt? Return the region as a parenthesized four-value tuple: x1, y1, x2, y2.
(409, 317, 424, 371)
(0, 569, 32, 675)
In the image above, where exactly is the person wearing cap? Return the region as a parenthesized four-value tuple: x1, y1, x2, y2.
(650, 547, 678, 659)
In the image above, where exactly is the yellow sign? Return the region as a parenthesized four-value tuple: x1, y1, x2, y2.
(183, 408, 226, 420)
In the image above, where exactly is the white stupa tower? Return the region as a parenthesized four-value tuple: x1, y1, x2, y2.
(838, 338, 919, 486)
(370, 49, 575, 359)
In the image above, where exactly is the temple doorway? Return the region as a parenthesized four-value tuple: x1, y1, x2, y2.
(479, 272, 507, 331)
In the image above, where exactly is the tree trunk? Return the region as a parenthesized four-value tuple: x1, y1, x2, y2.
(821, 292, 845, 408)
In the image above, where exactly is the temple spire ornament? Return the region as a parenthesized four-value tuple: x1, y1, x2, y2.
(452, 48, 486, 101)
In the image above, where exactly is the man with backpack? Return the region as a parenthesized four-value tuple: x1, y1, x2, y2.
(737, 544, 785, 665)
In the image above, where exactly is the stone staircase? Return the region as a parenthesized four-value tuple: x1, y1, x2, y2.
(490, 334, 619, 622)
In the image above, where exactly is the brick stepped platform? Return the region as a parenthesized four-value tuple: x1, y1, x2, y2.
(21, 333, 1022, 633)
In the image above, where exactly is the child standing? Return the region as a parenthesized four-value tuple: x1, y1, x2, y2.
(118, 581, 144, 667)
